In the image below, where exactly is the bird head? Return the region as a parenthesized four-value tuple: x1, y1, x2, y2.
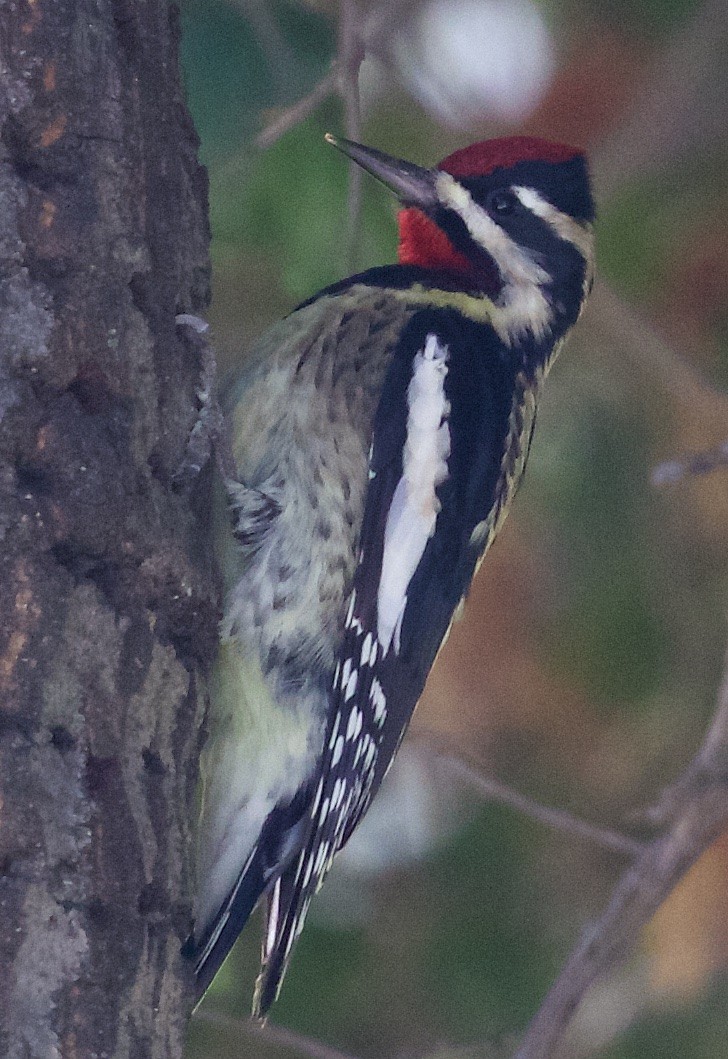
(326, 134, 595, 342)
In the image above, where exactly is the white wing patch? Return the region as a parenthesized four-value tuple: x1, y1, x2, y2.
(377, 334, 451, 654)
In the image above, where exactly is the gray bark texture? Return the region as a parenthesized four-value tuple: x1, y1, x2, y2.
(0, 1, 214, 1056)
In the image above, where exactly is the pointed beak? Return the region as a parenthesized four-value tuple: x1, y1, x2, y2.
(325, 134, 438, 210)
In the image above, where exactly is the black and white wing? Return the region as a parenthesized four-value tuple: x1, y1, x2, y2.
(254, 308, 536, 1016)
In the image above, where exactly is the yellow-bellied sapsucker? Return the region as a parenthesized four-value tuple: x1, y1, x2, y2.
(187, 134, 595, 1015)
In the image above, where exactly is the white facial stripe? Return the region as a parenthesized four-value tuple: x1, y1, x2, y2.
(435, 171, 549, 289)
(512, 186, 594, 261)
(513, 185, 595, 308)
(377, 334, 450, 653)
(434, 171, 552, 345)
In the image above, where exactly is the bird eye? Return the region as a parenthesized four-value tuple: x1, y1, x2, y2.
(488, 190, 518, 217)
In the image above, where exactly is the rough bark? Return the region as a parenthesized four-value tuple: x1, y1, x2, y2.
(0, 2, 213, 1056)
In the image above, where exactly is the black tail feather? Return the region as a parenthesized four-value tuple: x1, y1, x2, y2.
(187, 784, 315, 1004)
(252, 857, 312, 1019)
(187, 844, 266, 1001)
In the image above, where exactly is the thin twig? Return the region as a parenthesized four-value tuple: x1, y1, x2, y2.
(652, 438, 728, 486)
(228, 0, 297, 96)
(195, 1007, 363, 1059)
(254, 0, 367, 273)
(642, 655, 728, 828)
(250, 0, 418, 276)
(419, 733, 644, 859)
(588, 279, 728, 409)
(253, 0, 417, 156)
(337, 0, 365, 271)
(256, 65, 340, 150)
(361, 0, 421, 55)
(594, 0, 728, 201)
(512, 640, 728, 1059)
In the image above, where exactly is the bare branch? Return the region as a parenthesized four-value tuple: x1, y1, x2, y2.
(696, 655, 728, 767)
(253, 0, 368, 266)
(652, 438, 728, 486)
(594, 0, 728, 200)
(196, 1008, 363, 1059)
(337, 0, 365, 270)
(588, 279, 728, 410)
(256, 65, 340, 150)
(362, 0, 422, 54)
(512, 640, 728, 1059)
(419, 733, 644, 859)
(228, 0, 297, 94)
(248, 0, 423, 277)
(253, 0, 419, 156)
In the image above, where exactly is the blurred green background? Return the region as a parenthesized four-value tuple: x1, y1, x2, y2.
(180, 1, 728, 1055)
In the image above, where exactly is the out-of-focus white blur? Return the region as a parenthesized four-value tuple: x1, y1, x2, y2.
(311, 743, 468, 927)
(367, 0, 555, 129)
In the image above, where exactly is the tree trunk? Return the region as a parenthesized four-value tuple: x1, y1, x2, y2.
(0, 2, 213, 1056)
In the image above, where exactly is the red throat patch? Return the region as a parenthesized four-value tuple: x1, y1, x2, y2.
(397, 208, 473, 273)
(439, 136, 582, 178)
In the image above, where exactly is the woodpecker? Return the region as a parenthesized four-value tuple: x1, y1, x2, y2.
(189, 134, 595, 1015)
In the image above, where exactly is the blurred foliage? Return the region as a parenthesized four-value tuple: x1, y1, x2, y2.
(587, 0, 699, 35)
(211, 115, 397, 297)
(181, 0, 333, 166)
(535, 396, 668, 707)
(180, 1, 728, 1057)
(611, 978, 728, 1058)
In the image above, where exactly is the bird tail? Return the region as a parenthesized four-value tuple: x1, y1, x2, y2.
(252, 855, 316, 1019)
(252, 775, 346, 1018)
(188, 785, 315, 1005)
(186, 841, 266, 1002)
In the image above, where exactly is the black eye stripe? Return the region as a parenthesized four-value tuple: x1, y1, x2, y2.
(460, 155, 595, 224)
(487, 189, 518, 216)
(431, 205, 501, 288)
